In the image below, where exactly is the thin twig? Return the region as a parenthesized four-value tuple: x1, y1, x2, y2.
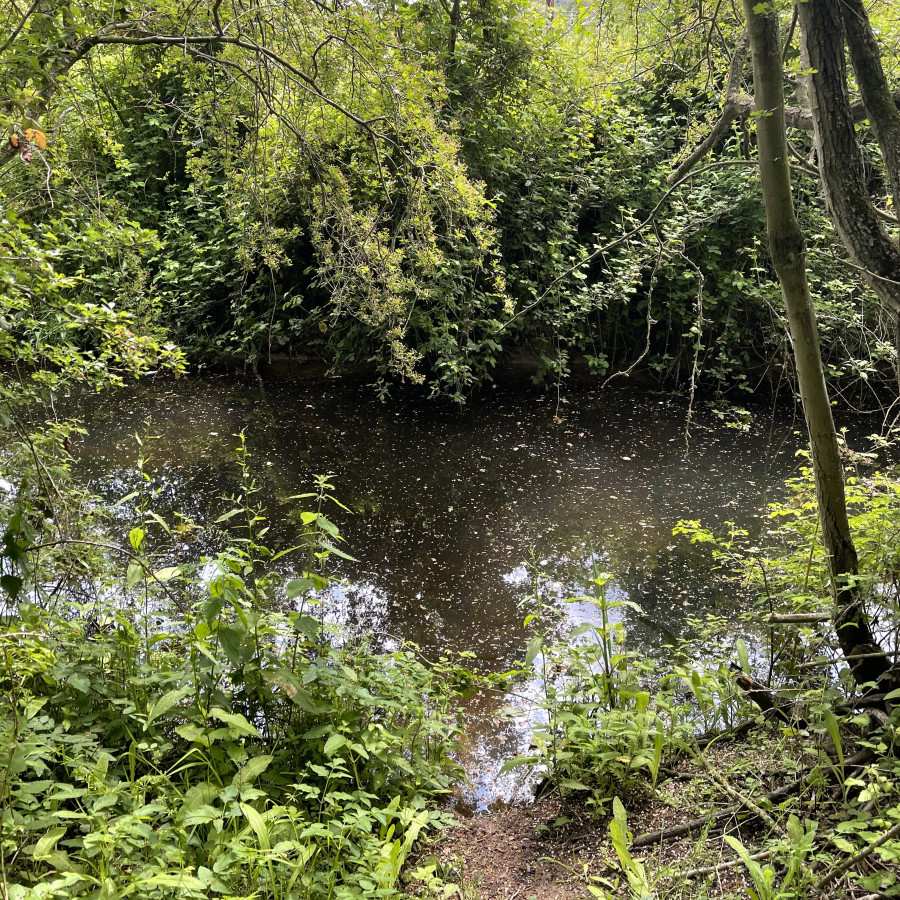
(816, 819, 900, 892)
(680, 849, 772, 879)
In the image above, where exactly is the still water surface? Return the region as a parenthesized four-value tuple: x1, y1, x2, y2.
(71, 377, 801, 809)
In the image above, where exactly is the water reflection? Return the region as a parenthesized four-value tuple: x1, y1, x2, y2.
(69, 377, 801, 808)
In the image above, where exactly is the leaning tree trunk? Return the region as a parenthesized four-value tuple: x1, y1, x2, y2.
(797, 0, 900, 320)
(837, 0, 900, 389)
(742, 0, 890, 687)
(839, 0, 900, 219)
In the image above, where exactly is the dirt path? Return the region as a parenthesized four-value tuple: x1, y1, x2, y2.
(432, 747, 770, 899)
(435, 797, 602, 900)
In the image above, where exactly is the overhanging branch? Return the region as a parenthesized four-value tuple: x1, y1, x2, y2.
(82, 30, 387, 133)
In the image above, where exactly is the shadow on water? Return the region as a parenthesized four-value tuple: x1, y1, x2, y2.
(69, 376, 803, 809)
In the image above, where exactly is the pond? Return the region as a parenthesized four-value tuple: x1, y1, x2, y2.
(70, 376, 802, 810)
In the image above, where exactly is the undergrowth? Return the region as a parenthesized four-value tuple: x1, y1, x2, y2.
(0, 440, 474, 900)
(506, 456, 900, 898)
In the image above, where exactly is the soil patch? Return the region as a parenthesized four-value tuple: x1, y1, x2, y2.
(431, 738, 786, 899)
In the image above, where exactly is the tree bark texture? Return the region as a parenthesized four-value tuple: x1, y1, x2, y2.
(839, 0, 900, 217)
(798, 0, 900, 317)
(838, 0, 900, 379)
(743, 0, 890, 686)
(448, 0, 461, 58)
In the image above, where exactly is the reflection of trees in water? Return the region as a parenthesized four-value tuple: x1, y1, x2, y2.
(69, 377, 793, 674)
(609, 551, 735, 650)
(319, 581, 393, 648)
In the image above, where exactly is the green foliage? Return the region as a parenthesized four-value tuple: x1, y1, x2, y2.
(503, 560, 691, 815)
(0, 445, 473, 899)
(608, 797, 656, 900)
(4, 0, 898, 400)
(671, 457, 900, 895)
(724, 815, 818, 900)
(676, 456, 900, 679)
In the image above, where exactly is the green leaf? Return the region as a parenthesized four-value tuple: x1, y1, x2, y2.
(286, 577, 316, 598)
(498, 755, 539, 774)
(0, 575, 22, 599)
(612, 796, 628, 843)
(316, 516, 339, 537)
(568, 623, 595, 639)
(324, 733, 347, 756)
(524, 634, 542, 667)
(33, 826, 66, 860)
(130, 873, 206, 891)
(178, 781, 219, 819)
(303, 724, 331, 739)
(823, 708, 844, 770)
(240, 803, 271, 850)
(650, 723, 664, 787)
(318, 539, 358, 561)
(219, 625, 246, 666)
(292, 615, 322, 641)
(152, 566, 181, 582)
(559, 778, 591, 791)
(176, 723, 207, 744)
(129, 527, 145, 552)
(208, 708, 260, 738)
(265, 670, 330, 713)
(67, 673, 90, 694)
(147, 686, 192, 726)
(126, 560, 144, 589)
(736, 638, 750, 674)
(144, 510, 172, 535)
(233, 755, 273, 788)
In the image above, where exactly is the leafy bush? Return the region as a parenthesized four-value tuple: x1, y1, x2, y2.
(503, 561, 692, 814)
(0, 450, 472, 900)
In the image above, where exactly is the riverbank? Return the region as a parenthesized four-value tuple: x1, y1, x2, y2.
(65, 374, 802, 811)
(430, 724, 876, 900)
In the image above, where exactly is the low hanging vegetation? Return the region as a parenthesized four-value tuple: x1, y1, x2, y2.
(2, 0, 898, 403)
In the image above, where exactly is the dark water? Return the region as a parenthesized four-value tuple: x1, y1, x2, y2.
(70, 376, 802, 809)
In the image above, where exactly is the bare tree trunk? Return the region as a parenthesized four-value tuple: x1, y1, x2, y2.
(839, 0, 900, 218)
(448, 0, 461, 58)
(742, 0, 890, 687)
(837, 0, 900, 384)
(797, 0, 900, 318)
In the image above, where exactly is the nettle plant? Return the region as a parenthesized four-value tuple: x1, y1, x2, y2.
(503, 558, 693, 816)
(0, 440, 474, 900)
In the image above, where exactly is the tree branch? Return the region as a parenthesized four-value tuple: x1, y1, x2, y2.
(82, 29, 386, 132)
(816, 818, 900, 892)
(0, 0, 41, 57)
(667, 29, 750, 185)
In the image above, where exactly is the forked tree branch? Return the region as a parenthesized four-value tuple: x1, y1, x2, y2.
(668, 29, 750, 185)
